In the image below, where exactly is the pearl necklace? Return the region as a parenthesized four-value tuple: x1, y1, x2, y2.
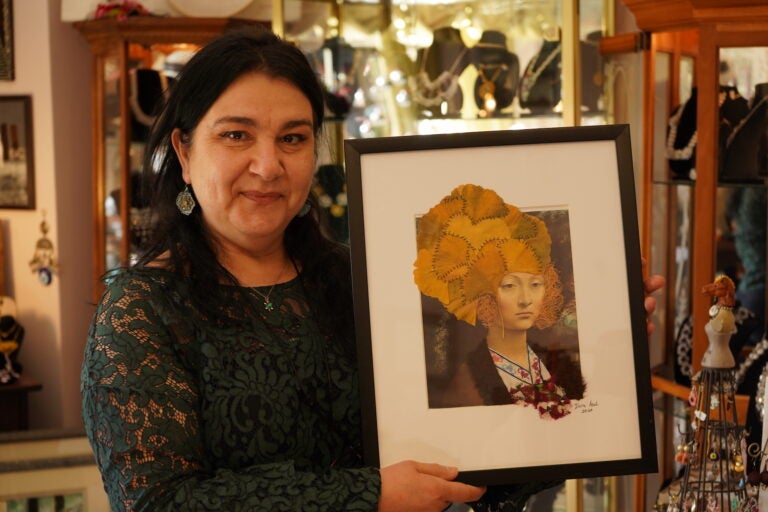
(519, 44, 561, 102)
(665, 103, 698, 161)
(130, 70, 170, 127)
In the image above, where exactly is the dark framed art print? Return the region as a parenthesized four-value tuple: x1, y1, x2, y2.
(0, 96, 34, 209)
(344, 124, 657, 486)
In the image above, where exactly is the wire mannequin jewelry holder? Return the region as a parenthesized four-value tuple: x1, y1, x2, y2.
(674, 275, 750, 512)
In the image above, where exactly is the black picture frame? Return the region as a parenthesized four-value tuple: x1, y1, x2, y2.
(0, 0, 13, 81)
(0, 96, 35, 209)
(344, 124, 657, 486)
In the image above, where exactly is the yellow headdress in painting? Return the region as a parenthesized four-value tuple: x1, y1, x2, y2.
(413, 184, 553, 326)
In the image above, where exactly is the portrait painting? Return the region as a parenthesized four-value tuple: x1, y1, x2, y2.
(345, 125, 656, 485)
(414, 194, 583, 420)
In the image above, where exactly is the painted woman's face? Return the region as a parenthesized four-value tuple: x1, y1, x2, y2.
(496, 272, 546, 331)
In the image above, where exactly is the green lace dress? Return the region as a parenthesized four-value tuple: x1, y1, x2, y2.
(81, 267, 379, 511)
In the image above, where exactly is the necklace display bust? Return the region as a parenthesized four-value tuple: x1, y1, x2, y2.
(469, 30, 519, 117)
(518, 38, 562, 114)
(409, 26, 470, 118)
(666, 88, 698, 180)
(720, 83, 768, 183)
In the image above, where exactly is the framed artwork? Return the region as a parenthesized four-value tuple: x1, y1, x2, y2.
(0, 0, 12, 81)
(0, 96, 34, 209)
(344, 124, 657, 485)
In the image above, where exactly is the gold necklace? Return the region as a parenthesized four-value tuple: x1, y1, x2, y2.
(477, 63, 507, 114)
(251, 259, 290, 312)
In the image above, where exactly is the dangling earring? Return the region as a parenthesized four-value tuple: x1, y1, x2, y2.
(176, 184, 196, 215)
(297, 201, 311, 218)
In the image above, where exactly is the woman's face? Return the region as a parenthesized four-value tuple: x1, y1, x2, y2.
(172, 72, 316, 253)
(496, 272, 546, 331)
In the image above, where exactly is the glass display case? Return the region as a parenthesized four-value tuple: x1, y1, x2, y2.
(276, 0, 614, 159)
(74, 2, 620, 296)
(619, 1, 768, 509)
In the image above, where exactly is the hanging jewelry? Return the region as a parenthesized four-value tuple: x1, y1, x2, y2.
(676, 442, 691, 464)
(409, 47, 468, 108)
(666, 104, 698, 161)
(28, 210, 59, 286)
(731, 451, 745, 473)
(297, 200, 311, 218)
(176, 184, 196, 215)
(476, 63, 506, 116)
(688, 385, 698, 406)
(251, 259, 290, 312)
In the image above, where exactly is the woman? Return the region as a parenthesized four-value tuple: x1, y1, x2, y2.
(81, 27, 664, 512)
(81, 27, 484, 511)
(414, 184, 583, 418)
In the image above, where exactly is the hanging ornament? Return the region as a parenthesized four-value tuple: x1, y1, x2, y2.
(28, 211, 59, 286)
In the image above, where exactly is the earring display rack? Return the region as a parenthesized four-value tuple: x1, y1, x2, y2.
(673, 367, 748, 511)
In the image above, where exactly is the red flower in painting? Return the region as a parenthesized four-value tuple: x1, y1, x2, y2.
(509, 378, 572, 420)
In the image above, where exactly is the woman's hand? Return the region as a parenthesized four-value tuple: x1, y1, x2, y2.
(378, 460, 486, 512)
(642, 258, 665, 335)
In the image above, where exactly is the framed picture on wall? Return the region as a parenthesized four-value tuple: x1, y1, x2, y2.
(344, 124, 657, 485)
(0, 0, 12, 81)
(0, 96, 34, 209)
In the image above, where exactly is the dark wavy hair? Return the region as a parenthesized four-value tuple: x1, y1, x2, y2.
(135, 26, 352, 341)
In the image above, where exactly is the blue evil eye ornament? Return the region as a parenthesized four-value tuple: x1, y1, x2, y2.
(29, 213, 59, 287)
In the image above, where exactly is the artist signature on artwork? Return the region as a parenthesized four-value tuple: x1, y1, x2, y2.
(573, 400, 599, 414)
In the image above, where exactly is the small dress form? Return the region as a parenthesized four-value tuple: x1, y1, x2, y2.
(410, 27, 470, 118)
(720, 83, 768, 183)
(468, 30, 519, 117)
(518, 39, 562, 114)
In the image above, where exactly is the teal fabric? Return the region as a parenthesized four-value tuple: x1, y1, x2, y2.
(81, 267, 380, 511)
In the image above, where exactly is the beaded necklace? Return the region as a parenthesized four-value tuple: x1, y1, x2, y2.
(409, 45, 468, 108)
(519, 43, 561, 102)
(666, 102, 698, 161)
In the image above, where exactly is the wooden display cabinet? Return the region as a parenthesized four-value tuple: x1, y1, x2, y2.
(72, 17, 263, 301)
(617, 1, 768, 509)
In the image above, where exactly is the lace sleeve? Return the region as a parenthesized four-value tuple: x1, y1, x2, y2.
(81, 273, 380, 511)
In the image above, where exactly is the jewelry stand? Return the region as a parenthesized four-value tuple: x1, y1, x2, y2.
(673, 276, 752, 511)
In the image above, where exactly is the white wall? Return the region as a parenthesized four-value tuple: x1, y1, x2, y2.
(0, 0, 92, 430)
